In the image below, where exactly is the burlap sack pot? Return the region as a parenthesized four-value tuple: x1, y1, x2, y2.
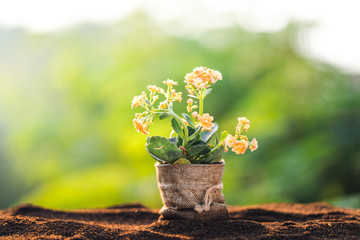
(155, 160, 229, 221)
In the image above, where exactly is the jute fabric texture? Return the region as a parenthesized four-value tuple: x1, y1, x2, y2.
(156, 161, 229, 221)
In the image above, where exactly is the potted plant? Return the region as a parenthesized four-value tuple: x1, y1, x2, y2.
(131, 67, 258, 221)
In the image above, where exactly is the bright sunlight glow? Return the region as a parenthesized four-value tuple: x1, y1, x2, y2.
(0, 0, 359, 73)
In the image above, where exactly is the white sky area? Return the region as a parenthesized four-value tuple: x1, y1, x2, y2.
(0, 0, 359, 73)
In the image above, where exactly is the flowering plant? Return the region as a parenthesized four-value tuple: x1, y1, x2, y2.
(131, 67, 258, 164)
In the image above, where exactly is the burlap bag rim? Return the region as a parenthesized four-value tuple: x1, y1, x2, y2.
(155, 159, 225, 167)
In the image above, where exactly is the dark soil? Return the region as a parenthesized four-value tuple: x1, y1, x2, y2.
(1, 202, 359, 239)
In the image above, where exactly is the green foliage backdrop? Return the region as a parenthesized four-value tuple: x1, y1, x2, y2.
(0, 13, 359, 209)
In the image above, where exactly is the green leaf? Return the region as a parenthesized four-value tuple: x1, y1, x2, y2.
(173, 158, 191, 164)
(176, 137, 183, 147)
(187, 144, 211, 158)
(187, 94, 199, 99)
(203, 146, 224, 164)
(171, 118, 183, 136)
(182, 113, 195, 128)
(146, 136, 151, 144)
(186, 131, 202, 148)
(146, 136, 183, 164)
(204, 88, 212, 97)
(159, 113, 169, 120)
(200, 123, 219, 143)
(169, 137, 178, 145)
(188, 126, 196, 135)
(146, 151, 165, 163)
(220, 131, 229, 142)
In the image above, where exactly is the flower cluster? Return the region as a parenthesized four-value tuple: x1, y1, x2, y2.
(192, 112, 214, 131)
(183, 67, 223, 132)
(131, 79, 182, 135)
(131, 66, 258, 164)
(185, 66, 222, 95)
(133, 116, 150, 135)
(224, 117, 258, 154)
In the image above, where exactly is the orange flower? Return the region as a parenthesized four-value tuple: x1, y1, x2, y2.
(238, 117, 250, 131)
(192, 111, 199, 118)
(249, 138, 258, 152)
(231, 139, 249, 154)
(187, 99, 193, 112)
(171, 90, 182, 102)
(131, 95, 144, 108)
(147, 85, 163, 93)
(197, 113, 214, 131)
(240, 135, 248, 141)
(193, 77, 204, 89)
(163, 79, 178, 86)
(158, 101, 168, 109)
(185, 73, 195, 85)
(224, 134, 237, 148)
(133, 118, 149, 135)
(184, 67, 222, 89)
(213, 70, 222, 82)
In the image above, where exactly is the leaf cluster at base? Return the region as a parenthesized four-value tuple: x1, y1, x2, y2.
(146, 122, 223, 164)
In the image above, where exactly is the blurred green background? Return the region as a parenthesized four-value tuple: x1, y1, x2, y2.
(0, 12, 359, 210)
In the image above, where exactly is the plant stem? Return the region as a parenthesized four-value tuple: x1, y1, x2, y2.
(188, 127, 201, 141)
(154, 109, 189, 147)
(199, 89, 204, 115)
(168, 111, 189, 147)
(204, 141, 223, 157)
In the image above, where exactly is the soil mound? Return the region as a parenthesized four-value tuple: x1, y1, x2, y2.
(1, 202, 359, 239)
